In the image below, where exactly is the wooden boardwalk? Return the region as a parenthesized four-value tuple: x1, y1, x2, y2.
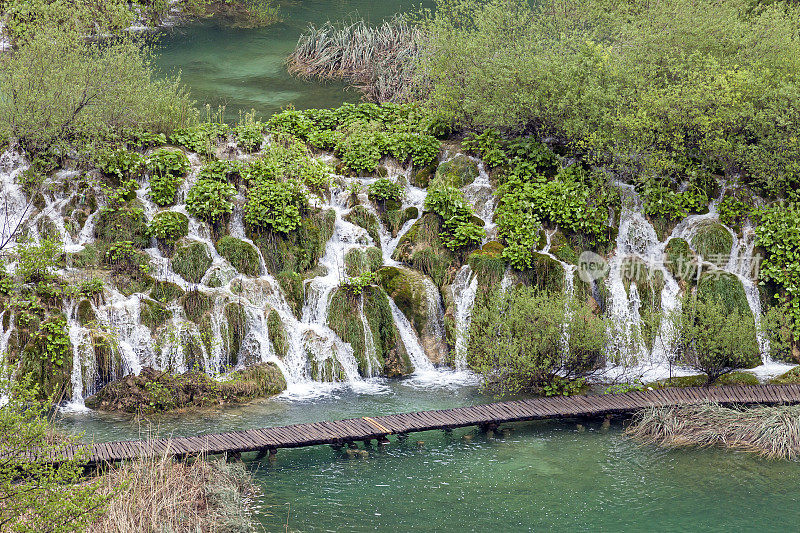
(59, 384, 800, 465)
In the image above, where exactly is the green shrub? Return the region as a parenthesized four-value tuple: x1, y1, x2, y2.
(95, 148, 143, 183)
(170, 122, 229, 155)
(146, 149, 189, 206)
(185, 179, 236, 223)
(367, 178, 404, 205)
(198, 159, 240, 182)
(147, 211, 189, 246)
(424, 185, 485, 250)
(244, 179, 308, 233)
(235, 113, 265, 151)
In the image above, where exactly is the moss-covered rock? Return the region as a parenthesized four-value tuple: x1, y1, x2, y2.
(84, 363, 287, 413)
(377, 266, 448, 364)
(647, 371, 760, 388)
(140, 297, 172, 330)
(215, 236, 260, 277)
(180, 290, 213, 323)
(222, 302, 247, 370)
(621, 257, 664, 312)
(267, 309, 289, 359)
(171, 239, 212, 284)
(511, 253, 566, 293)
(250, 209, 336, 278)
(392, 213, 457, 287)
(664, 238, 699, 283)
(18, 313, 72, 400)
(77, 299, 96, 326)
(382, 206, 418, 237)
(150, 280, 184, 303)
(770, 366, 800, 385)
(697, 272, 750, 315)
(344, 206, 381, 247)
(691, 222, 733, 268)
(91, 330, 122, 391)
(95, 200, 149, 248)
(435, 155, 479, 188)
(549, 231, 579, 265)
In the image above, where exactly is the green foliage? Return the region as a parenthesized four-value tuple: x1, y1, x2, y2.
(468, 287, 605, 396)
(755, 203, 800, 341)
(676, 295, 760, 383)
(147, 211, 189, 246)
(235, 112, 265, 151)
(185, 179, 236, 223)
(603, 380, 646, 395)
(0, 377, 110, 532)
(424, 185, 485, 251)
(146, 149, 189, 206)
(0, 22, 194, 155)
(641, 181, 709, 221)
(340, 271, 378, 297)
(244, 179, 308, 234)
(367, 178, 404, 204)
(169, 122, 229, 155)
(718, 194, 752, 228)
(95, 148, 144, 183)
(541, 376, 585, 397)
(198, 159, 240, 182)
(15, 238, 62, 283)
(105, 240, 150, 275)
(422, 0, 800, 198)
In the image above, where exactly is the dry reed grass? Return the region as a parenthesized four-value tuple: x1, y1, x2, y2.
(87, 449, 257, 533)
(626, 403, 800, 459)
(287, 15, 422, 102)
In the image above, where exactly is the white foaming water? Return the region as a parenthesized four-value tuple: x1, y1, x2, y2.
(451, 265, 478, 370)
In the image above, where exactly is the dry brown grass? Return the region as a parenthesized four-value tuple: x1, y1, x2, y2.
(87, 451, 257, 533)
(287, 16, 422, 102)
(626, 403, 800, 459)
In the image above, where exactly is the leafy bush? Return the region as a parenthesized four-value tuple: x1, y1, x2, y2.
(336, 129, 384, 174)
(385, 132, 440, 167)
(367, 178, 404, 204)
(146, 149, 189, 206)
(244, 179, 308, 233)
(169, 122, 229, 155)
(718, 195, 752, 228)
(676, 295, 760, 383)
(235, 113, 265, 152)
(339, 271, 378, 297)
(147, 211, 189, 246)
(198, 159, 240, 182)
(424, 185, 485, 250)
(15, 238, 62, 283)
(185, 179, 236, 223)
(468, 287, 605, 396)
(95, 148, 143, 182)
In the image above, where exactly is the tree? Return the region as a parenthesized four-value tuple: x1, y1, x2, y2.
(467, 287, 605, 395)
(0, 377, 110, 532)
(0, 23, 195, 155)
(676, 295, 760, 384)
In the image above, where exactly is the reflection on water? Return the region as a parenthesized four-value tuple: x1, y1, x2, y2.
(153, 0, 431, 121)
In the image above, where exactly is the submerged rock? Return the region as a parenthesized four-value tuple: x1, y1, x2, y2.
(85, 363, 287, 413)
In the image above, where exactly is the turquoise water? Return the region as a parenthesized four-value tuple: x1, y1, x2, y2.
(58, 381, 800, 532)
(153, 0, 431, 121)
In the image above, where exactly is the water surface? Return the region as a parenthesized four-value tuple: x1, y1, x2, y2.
(153, 0, 430, 120)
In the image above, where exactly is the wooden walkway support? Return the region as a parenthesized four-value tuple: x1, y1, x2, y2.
(57, 384, 800, 465)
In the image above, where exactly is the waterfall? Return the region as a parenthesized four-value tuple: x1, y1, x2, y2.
(358, 297, 379, 377)
(451, 265, 478, 370)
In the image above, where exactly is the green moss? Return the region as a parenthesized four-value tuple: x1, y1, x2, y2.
(511, 252, 565, 293)
(664, 238, 699, 282)
(648, 371, 760, 388)
(95, 200, 149, 248)
(344, 205, 381, 247)
(377, 266, 432, 335)
(549, 231, 579, 265)
(411, 162, 437, 188)
(434, 155, 479, 188)
(382, 206, 418, 237)
(250, 209, 335, 277)
(85, 363, 286, 413)
(392, 213, 456, 287)
(691, 222, 733, 268)
(77, 299, 96, 326)
(267, 309, 288, 358)
(327, 289, 369, 374)
(92, 331, 122, 388)
(365, 247, 383, 271)
(184, 331, 206, 373)
(344, 248, 370, 277)
(18, 313, 72, 400)
(36, 217, 59, 241)
(150, 280, 184, 303)
(697, 272, 750, 315)
(468, 248, 507, 293)
(181, 290, 213, 323)
(111, 270, 154, 297)
(621, 257, 664, 312)
(309, 356, 346, 382)
(276, 270, 303, 318)
(69, 243, 102, 268)
(223, 302, 247, 370)
(171, 239, 212, 284)
(140, 298, 172, 330)
(215, 236, 260, 277)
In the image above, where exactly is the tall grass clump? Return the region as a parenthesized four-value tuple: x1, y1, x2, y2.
(288, 15, 422, 102)
(88, 452, 258, 532)
(626, 403, 800, 460)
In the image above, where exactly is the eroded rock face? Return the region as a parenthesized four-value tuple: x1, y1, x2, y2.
(84, 363, 287, 414)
